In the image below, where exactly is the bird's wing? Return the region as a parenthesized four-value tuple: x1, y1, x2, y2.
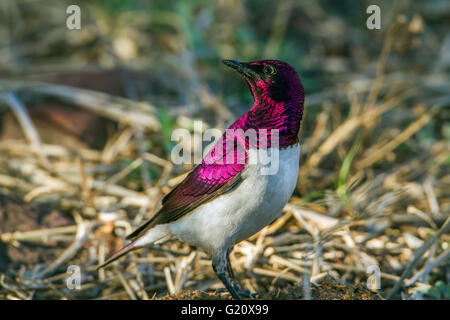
(127, 133, 248, 240)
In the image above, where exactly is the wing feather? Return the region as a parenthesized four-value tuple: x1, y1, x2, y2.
(127, 132, 248, 241)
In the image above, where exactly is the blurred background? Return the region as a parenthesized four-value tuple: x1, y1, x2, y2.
(0, 0, 448, 300)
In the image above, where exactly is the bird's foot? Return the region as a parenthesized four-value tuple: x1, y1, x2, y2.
(230, 280, 259, 299)
(216, 286, 257, 299)
(235, 288, 258, 299)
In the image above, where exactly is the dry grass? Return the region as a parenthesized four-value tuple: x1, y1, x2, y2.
(0, 0, 449, 300)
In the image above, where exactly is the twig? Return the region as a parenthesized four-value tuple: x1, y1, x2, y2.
(245, 227, 268, 271)
(173, 251, 197, 293)
(101, 127, 135, 163)
(17, 82, 160, 130)
(134, 127, 152, 191)
(285, 204, 338, 230)
(312, 229, 322, 278)
(269, 255, 309, 274)
(253, 267, 299, 283)
(387, 215, 450, 299)
(114, 266, 137, 300)
(0, 274, 31, 300)
(406, 206, 438, 230)
(1, 91, 51, 169)
(264, 0, 293, 58)
(406, 248, 450, 286)
(327, 263, 400, 282)
(1, 225, 78, 243)
(24, 185, 60, 202)
(423, 175, 440, 217)
(32, 214, 99, 279)
(357, 108, 435, 169)
(104, 157, 143, 186)
(98, 237, 106, 282)
(132, 263, 150, 300)
(365, 20, 397, 107)
(77, 157, 97, 212)
(164, 266, 176, 295)
(289, 205, 316, 236)
(304, 89, 412, 170)
(302, 272, 311, 300)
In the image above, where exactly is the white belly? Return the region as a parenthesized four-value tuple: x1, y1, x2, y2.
(167, 143, 300, 253)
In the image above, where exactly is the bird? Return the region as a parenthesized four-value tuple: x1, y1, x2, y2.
(97, 59, 305, 299)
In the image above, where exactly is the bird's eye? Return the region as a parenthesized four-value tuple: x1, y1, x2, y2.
(263, 64, 276, 75)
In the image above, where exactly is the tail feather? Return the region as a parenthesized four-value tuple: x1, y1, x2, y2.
(97, 240, 137, 269)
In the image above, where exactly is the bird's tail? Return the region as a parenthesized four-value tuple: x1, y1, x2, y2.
(96, 240, 137, 269)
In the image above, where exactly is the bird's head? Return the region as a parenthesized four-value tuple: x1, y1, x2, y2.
(222, 59, 304, 110)
(223, 59, 304, 147)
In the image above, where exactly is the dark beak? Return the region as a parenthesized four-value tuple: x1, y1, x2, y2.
(222, 60, 259, 80)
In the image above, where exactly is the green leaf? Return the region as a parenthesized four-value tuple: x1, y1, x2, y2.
(336, 132, 363, 204)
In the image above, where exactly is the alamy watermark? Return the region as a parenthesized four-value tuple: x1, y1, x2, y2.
(66, 5, 81, 30)
(366, 5, 381, 30)
(170, 121, 281, 175)
(366, 265, 381, 291)
(66, 265, 81, 290)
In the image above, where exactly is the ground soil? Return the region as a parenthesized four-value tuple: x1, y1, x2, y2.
(158, 276, 382, 300)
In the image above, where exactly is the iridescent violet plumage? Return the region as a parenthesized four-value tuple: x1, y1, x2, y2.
(231, 60, 304, 148)
(124, 60, 304, 235)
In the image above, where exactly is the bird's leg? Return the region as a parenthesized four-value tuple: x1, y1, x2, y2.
(226, 247, 239, 289)
(212, 251, 241, 300)
(226, 248, 254, 299)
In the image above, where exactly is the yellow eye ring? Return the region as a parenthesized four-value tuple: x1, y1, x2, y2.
(263, 64, 276, 75)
